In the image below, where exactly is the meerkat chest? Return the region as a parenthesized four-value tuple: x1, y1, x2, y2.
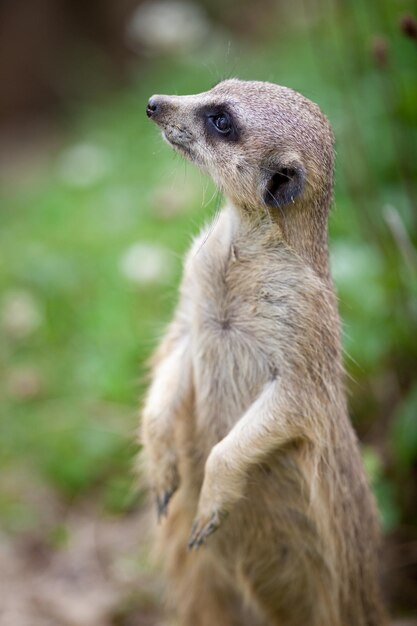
(186, 226, 298, 348)
(190, 245, 270, 339)
(185, 228, 301, 429)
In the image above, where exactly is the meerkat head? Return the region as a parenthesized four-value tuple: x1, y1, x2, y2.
(146, 79, 334, 219)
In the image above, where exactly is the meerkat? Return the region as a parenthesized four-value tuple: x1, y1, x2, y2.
(140, 79, 387, 626)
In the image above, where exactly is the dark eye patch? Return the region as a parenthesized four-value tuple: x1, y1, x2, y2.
(197, 104, 240, 142)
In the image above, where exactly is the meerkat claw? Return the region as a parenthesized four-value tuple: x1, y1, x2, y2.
(188, 513, 221, 549)
(156, 489, 174, 521)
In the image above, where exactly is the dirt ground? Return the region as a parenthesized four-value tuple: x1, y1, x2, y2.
(0, 494, 162, 626)
(1, 493, 417, 626)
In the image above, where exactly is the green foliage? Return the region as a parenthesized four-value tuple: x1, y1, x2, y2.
(363, 446, 400, 532)
(392, 385, 417, 469)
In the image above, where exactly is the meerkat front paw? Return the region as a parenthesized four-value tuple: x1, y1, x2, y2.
(149, 451, 180, 520)
(188, 507, 227, 549)
(188, 442, 242, 548)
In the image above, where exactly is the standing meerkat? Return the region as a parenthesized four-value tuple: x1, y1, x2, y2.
(140, 79, 387, 626)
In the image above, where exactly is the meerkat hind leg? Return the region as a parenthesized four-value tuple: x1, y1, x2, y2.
(169, 553, 266, 626)
(242, 547, 337, 626)
(161, 509, 265, 626)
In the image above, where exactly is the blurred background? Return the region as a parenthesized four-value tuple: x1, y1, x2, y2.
(0, 0, 416, 624)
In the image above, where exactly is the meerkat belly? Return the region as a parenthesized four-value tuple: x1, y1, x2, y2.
(190, 269, 275, 442)
(192, 321, 270, 437)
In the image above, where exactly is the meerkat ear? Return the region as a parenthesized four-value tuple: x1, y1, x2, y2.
(263, 163, 305, 208)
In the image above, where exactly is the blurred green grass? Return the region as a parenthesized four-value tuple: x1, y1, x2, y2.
(1, 2, 416, 540)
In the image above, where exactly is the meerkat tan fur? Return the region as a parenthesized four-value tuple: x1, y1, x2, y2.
(140, 79, 387, 626)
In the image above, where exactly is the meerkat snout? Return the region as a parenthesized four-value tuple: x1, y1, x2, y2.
(146, 96, 162, 119)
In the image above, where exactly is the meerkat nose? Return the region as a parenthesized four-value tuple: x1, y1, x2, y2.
(146, 96, 163, 119)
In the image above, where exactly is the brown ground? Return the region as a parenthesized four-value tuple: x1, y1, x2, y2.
(1, 490, 417, 626)
(0, 487, 162, 626)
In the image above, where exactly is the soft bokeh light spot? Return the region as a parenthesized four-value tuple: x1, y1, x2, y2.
(119, 242, 174, 285)
(56, 143, 112, 188)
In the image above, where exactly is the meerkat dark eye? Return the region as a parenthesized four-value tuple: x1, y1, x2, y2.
(210, 113, 232, 135)
(199, 105, 239, 141)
